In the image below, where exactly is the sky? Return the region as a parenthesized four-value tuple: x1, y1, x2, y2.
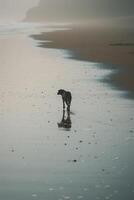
(0, 0, 39, 23)
(0, 0, 134, 28)
(25, 0, 134, 26)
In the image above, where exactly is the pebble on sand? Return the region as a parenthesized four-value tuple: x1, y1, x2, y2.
(32, 194, 37, 197)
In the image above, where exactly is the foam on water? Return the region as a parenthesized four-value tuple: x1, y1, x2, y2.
(0, 22, 70, 38)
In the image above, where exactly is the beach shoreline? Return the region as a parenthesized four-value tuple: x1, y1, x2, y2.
(0, 22, 134, 200)
(31, 24, 134, 97)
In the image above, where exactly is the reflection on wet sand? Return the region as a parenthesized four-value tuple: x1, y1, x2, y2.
(57, 109, 72, 130)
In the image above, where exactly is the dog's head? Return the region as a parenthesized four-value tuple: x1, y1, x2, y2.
(57, 89, 65, 95)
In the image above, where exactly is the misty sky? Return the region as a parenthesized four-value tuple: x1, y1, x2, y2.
(0, 0, 39, 22)
(26, 0, 134, 24)
(0, 0, 134, 27)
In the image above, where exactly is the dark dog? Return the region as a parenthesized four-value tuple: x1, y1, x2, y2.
(57, 89, 72, 110)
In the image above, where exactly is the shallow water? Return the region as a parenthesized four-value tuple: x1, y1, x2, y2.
(0, 23, 134, 200)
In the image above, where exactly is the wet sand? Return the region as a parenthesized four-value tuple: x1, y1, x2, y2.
(31, 25, 134, 97)
(0, 23, 134, 200)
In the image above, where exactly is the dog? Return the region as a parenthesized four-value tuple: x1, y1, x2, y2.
(57, 89, 72, 110)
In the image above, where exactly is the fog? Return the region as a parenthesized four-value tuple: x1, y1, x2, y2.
(0, 0, 39, 22)
(25, 0, 134, 27)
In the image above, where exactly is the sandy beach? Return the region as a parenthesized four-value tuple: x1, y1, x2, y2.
(0, 23, 134, 200)
(31, 24, 134, 97)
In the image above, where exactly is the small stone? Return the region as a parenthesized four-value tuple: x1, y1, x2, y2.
(59, 186, 64, 190)
(77, 195, 83, 199)
(83, 188, 88, 191)
(96, 185, 101, 188)
(49, 188, 54, 191)
(113, 190, 119, 194)
(94, 156, 98, 159)
(32, 194, 37, 197)
(114, 156, 119, 160)
(63, 196, 71, 199)
(105, 196, 110, 200)
(104, 185, 111, 189)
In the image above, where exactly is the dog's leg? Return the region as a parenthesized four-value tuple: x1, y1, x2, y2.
(67, 104, 70, 111)
(63, 99, 65, 109)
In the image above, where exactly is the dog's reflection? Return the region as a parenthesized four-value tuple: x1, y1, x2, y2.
(58, 109, 72, 130)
